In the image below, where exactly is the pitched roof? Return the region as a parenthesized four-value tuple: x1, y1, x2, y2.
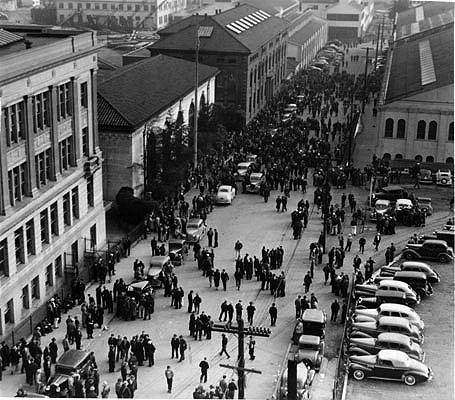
(98, 54, 219, 130)
(150, 4, 289, 54)
(384, 24, 454, 104)
(395, 1, 454, 41)
(289, 18, 326, 45)
(238, 0, 298, 16)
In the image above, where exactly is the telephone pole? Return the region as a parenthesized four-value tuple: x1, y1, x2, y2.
(193, 26, 200, 170)
(212, 318, 270, 399)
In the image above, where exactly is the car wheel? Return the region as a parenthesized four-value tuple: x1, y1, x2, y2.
(353, 369, 365, 381)
(439, 254, 450, 263)
(404, 252, 414, 260)
(404, 374, 416, 386)
(441, 178, 448, 185)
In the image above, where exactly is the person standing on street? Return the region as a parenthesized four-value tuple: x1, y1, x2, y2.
(295, 295, 302, 318)
(178, 336, 187, 362)
(331, 300, 340, 322)
(359, 237, 366, 254)
(246, 302, 256, 325)
(207, 228, 214, 247)
(345, 234, 353, 252)
(373, 233, 381, 251)
(303, 271, 312, 293)
(165, 366, 174, 393)
(248, 336, 256, 360)
(235, 300, 243, 321)
(199, 357, 209, 383)
(269, 303, 278, 326)
(214, 229, 219, 248)
(221, 269, 229, 291)
(171, 334, 179, 359)
(234, 240, 243, 259)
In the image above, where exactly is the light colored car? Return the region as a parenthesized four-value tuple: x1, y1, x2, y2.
(296, 334, 325, 371)
(245, 154, 257, 163)
(216, 185, 235, 204)
(284, 103, 297, 113)
(349, 349, 433, 385)
(380, 261, 440, 284)
(236, 161, 255, 180)
(436, 170, 453, 185)
(353, 303, 424, 331)
(370, 199, 391, 221)
(185, 218, 206, 243)
(396, 198, 413, 210)
(246, 172, 265, 194)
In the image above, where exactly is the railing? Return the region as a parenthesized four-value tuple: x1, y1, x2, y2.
(332, 273, 356, 400)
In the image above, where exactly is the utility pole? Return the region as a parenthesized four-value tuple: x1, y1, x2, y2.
(362, 47, 370, 113)
(379, 18, 385, 54)
(193, 27, 200, 170)
(374, 23, 380, 70)
(212, 319, 270, 399)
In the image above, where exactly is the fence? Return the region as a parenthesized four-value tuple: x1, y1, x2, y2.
(332, 273, 356, 400)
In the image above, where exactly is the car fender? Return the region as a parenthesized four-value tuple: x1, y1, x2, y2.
(349, 330, 374, 339)
(348, 346, 373, 356)
(349, 362, 373, 373)
(403, 249, 421, 259)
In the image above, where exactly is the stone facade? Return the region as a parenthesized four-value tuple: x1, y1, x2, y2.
(0, 29, 106, 338)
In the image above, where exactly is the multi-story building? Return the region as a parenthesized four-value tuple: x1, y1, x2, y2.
(374, 4, 454, 164)
(0, 25, 106, 339)
(149, 3, 289, 124)
(156, 0, 188, 29)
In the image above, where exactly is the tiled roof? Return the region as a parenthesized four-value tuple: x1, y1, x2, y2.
(384, 25, 453, 104)
(150, 4, 289, 54)
(0, 28, 23, 48)
(289, 19, 326, 45)
(395, 1, 454, 40)
(98, 54, 219, 130)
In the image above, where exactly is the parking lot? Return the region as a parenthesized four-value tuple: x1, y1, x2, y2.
(346, 258, 454, 400)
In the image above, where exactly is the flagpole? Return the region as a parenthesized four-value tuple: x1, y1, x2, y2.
(193, 27, 200, 170)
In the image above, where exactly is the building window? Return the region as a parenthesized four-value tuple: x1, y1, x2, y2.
(31, 276, 40, 300)
(22, 286, 30, 309)
(63, 193, 71, 226)
(396, 119, 406, 138)
(8, 162, 27, 206)
(111, 4, 115, 10)
(428, 121, 437, 140)
(447, 157, 454, 165)
(425, 156, 434, 163)
(415, 155, 423, 162)
(14, 227, 24, 266)
(248, 96, 252, 114)
(82, 127, 89, 157)
(50, 202, 59, 236)
(86, 2, 91, 9)
(94, 3, 99, 9)
(127, 4, 132, 10)
(59, 138, 73, 172)
(135, 4, 140, 11)
(87, 175, 94, 207)
(416, 120, 426, 139)
(59, 2, 64, 8)
(68, 2, 73, 9)
(33, 91, 50, 132)
(55, 255, 63, 277)
(0, 239, 8, 277)
(35, 149, 52, 187)
(3, 102, 26, 146)
(57, 82, 72, 120)
(384, 118, 393, 137)
(4, 299, 14, 325)
(80, 82, 88, 108)
(90, 224, 97, 248)
(72, 187, 79, 219)
(118, 3, 123, 10)
(395, 154, 403, 159)
(25, 219, 35, 256)
(40, 209, 49, 245)
(144, 4, 148, 11)
(449, 122, 454, 141)
(45, 264, 54, 288)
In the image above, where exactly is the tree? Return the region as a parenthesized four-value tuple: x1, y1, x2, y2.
(115, 186, 158, 224)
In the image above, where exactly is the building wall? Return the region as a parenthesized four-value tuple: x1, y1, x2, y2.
(99, 75, 216, 201)
(0, 34, 106, 337)
(375, 85, 454, 163)
(156, 0, 187, 29)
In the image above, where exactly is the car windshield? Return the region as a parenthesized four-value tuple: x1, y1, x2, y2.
(419, 200, 430, 205)
(187, 223, 199, 229)
(376, 204, 389, 211)
(238, 166, 248, 171)
(251, 176, 261, 182)
(219, 188, 229, 192)
(300, 343, 319, 350)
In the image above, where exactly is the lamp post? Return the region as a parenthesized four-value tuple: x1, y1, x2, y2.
(193, 27, 200, 170)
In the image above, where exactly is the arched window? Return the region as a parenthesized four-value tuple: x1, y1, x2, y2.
(382, 153, 391, 160)
(449, 122, 454, 141)
(416, 120, 426, 139)
(396, 119, 406, 138)
(415, 155, 423, 162)
(446, 157, 454, 165)
(188, 101, 195, 128)
(384, 118, 394, 137)
(425, 156, 434, 163)
(395, 154, 403, 159)
(428, 121, 437, 140)
(199, 92, 206, 109)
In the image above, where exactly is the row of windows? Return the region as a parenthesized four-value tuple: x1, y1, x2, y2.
(60, 2, 152, 11)
(0, 178, 94, 278)
(248, 66, 286, 116)
(2, 81, 88, 147)
(384, 118, 454, 141)
(383, 153, 454, 165)
(249, 44, 286, 89)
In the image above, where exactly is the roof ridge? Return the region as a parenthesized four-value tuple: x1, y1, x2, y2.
(98, 93, 134, 127)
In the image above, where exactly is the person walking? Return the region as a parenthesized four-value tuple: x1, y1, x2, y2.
(269, 303, 278, 326)
(246, 302, 256, 325)
(178, 336, 187, 362)
(295, 295, 302, 318)
(219, 334, 230, 358)
(234, 240, 243, 259)
(193, 293, 202, 314)
(248, 336, 256, 360)
(171, 334, 179, 359)
(331, 299, 340, 322)
(303, 271, 312, 293)
(165, 366, 174, 393)
(373, 233, 381, 251)
(199, 358, 209, 383)
(207, 228, 214, 247)
(345, 234, 353, 252)
(359, 237, 366, 254)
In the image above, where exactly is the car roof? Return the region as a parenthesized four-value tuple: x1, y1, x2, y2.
(378, 349, 409, 363)
(379, 280, 410, 290)
(378, 316, 411, 327)
(168, 239, 185, 245)
(417, 197, 431, 202)
(250, 172, 263, 178)
(377, 332, 412, 344)
(57, 350, 89, 368)
(401, 261, 430, 269)
(379, 303, 413, 313)
(238, 162, 253, 167)
(375, 199, 390, 204)
(150, 256, 170, 262)
(395, 271, 427, 279)
(423, 239, 448, 246)
(218, 185, 232, 190)
(128, 280, 150, 291)
(380, 185, 404, 192)
(187, 218, 203, 224)
(301, 309, 325, 323)
(396, 198, 412, 204)
(298, 335, 321, 345)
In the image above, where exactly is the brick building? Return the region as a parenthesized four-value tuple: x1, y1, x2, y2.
(0, 25, 106, 338)
(149, 3, 289, 124)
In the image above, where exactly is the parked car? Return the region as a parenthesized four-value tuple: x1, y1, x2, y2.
(236, 161, 256, 181)
(246, 172, 265, 194)
(186, 218, 207, 243)
(350, 316, 424, 344)
(168, 239, 187, 266)
(349, 349, 433, 385)
(147, 256, 172, 287)
(402, 239, 454, 263)
(284, 103, 297, 113)
(296, 334, 325, 371)
(280, 362, 315, 400)
(349, 332, 425, 361)
(45, 350, 94, 396)
(374, 271, 433, 298)
(216, 185, 235, 205)
(125, 280, 153, 301)
(380, 261, 440, 284)
(245, 154, 258, 163)
(372, 185, 406, 204)
(355, 280, 420, 307)
(418, 168, 434, 184)
(396, 198, 413, 211)
(369, 199, 391, 221)
(292, 309, 326, 344)
(416, 197, 433, 215)
(353, 303, 424, 331)
(436, 169, 453, 186)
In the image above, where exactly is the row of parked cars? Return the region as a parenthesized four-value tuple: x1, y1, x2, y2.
(310, 40, 344, 72)
(347, 254, 444, 386)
